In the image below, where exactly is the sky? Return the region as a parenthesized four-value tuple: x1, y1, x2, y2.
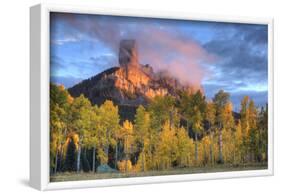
(50, 12, 268, 111)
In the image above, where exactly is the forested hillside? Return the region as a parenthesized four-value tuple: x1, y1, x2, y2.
(50, 83, 268, 178)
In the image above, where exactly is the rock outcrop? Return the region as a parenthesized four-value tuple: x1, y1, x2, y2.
(68, 39, 200, 121)
(119, 39, 139, 69)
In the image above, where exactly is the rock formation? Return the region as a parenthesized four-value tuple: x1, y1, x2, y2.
(68, 39, 200, 121)
(119, 39, 139, 69)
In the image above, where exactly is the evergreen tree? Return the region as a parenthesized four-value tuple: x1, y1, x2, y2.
(257, 105, 268, 161)
(180, 90, 206, 164)
(248, 100, 258, 161)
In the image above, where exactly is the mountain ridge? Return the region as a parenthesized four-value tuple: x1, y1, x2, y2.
(68, 39, 202, 121)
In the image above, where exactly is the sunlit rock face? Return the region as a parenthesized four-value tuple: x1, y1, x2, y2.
(118, 40, 150, 90)
(68, 39, 201, 121)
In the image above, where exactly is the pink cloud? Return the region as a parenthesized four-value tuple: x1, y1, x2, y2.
(54, 13, 218, 88)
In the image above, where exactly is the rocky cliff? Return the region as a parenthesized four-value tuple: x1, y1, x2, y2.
(68, 39, 200, 121)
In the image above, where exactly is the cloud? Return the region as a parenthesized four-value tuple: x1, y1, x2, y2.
(51, 36, 81, 45)
(50, 12, 217, 88)
(202, 23, 268, 108)
(203, 24, 267, 73)
(50, 13, 268, 109)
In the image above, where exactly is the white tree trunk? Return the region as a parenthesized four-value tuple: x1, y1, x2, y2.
(77, 145, 81, 172)
(104, 145, 109, 164)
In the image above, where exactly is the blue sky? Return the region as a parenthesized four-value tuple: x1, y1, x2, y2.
(50, 12, 268, 111)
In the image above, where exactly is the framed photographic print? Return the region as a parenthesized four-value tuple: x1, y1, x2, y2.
(30, 3, 274, 190)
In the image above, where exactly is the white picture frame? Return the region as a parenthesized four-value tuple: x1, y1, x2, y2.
(30, 3, 274, 191)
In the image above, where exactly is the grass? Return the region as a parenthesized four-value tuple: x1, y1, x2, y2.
(50, 163, 267, 182)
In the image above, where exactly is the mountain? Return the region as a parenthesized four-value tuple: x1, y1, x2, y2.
(68, 39, 201, 121)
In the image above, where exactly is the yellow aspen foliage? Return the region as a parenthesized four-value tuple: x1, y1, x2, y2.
(49, 82, 266, 174)
(117, 160, 132, 173)
(121, 120, 134, 156)
(50, 132, 59, 168)
(71, 133, 80, 150)
(62, 133, 80, 152)
(135, 151, 148, 172)
(97, 148, 108, 165)
(240, 96, 250, 137)
(58, 85, 65, 91)
(176, 127, 195, 167)
(234, 120, 243, 164)
(211, 133, 220, 163)
(154, 122, 177, 170)
(222, 128, 235, 163)
(248, 100, 257, 130)
(206, 102, 216, 126)
(222, 102, 234, 130)
(67, 94, 74, 104)
(198, 136, 211, 166)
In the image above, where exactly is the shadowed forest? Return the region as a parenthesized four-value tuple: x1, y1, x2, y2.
(50, 83, 268, 181)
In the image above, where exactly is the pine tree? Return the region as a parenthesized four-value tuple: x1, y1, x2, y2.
(257, 104, 268, 161)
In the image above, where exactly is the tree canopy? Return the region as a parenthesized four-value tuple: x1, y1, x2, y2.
(50, 84, 268, 174)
